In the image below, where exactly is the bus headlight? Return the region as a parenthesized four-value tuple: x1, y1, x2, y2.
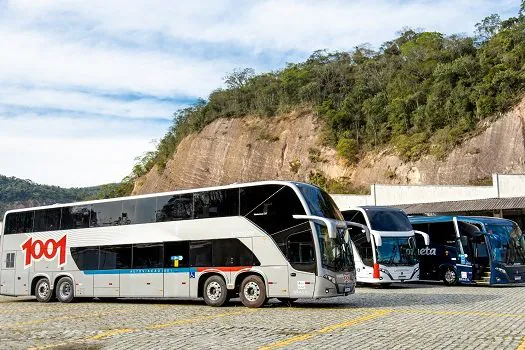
(323, 274, 336, 284)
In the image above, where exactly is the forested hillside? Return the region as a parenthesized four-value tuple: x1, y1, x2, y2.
(0, 175, 102, 219)
(121, 6, 525, 196)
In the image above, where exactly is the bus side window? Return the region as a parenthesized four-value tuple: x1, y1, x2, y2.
(91, 201, 124, 227)
(189, 241, 212, 267)
(286, 232, 315, 273)
(133, 243, 163, 269)
(60, 206, 90, 230)
(157, 194, 193, 222)
(5, 211, 34, 235)
(99, 245, 132, 270)
(34, 208, 61, 232)
(212, 239, 259, 267)
(428, 222, 457, 247)
(71, 247, 99, 270)
(349, 226, 373, 266)
(164, 242, 189, 268)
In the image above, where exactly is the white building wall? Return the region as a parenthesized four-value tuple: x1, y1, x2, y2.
(331, 173, 525, 209)
(373, 184, 496, 205)
(331, 194, 373, 210)
(496, 174, 525, 197)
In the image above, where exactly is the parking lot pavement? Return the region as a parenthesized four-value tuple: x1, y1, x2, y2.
(1, 283, 525, 350)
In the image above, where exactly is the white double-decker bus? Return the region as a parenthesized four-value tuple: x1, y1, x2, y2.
(0, 181, 357, 308)
(341, 206, 429, 285)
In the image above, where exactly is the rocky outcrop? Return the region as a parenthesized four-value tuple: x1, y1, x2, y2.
(133, 97, 525, 195)
(132, 110, 350, 194)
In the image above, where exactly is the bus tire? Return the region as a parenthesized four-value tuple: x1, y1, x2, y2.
(55, 277, 75, 303)
(34, 278, 53, 303)
(239, 275, 266, 308)
(442, 267, 458, 286)
(202, 275, 228, 307)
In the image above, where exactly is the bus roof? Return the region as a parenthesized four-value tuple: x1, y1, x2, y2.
(2, 180, 317, 218)
(408, 215, 516, 226)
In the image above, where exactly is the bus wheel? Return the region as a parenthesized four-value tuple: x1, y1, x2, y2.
(203, 275, 228, 307)
(442, 267, 458, 286)
(35, 278, 53, 303)
(56, 277, 75, 303)
(240, 275, 266, 308)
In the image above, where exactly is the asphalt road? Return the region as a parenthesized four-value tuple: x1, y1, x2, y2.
(1, 283, 524, 349)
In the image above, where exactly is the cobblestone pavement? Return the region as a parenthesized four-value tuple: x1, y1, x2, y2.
(1, 283, 525, 349)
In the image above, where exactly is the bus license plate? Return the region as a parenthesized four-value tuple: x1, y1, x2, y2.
(515, 276, 522, 281)
(344, 286, 352, 292)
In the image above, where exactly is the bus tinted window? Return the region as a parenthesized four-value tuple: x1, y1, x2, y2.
(349, 225, 374, 266)
(156, 194, 193, 222)
(212, 239, 259, 266)
(164, 241, 189, 268)
(71, 247, 99, 270)
(365, 209, 412, 231)
(5, 211, 34, 234)
(189, 241, 212, 267)
(34, 208, 61, 232)
(428, 222, 457, 245)
(122, 198, 156, 225)
(286, 232, 316, 273)
(99, 245, 132, 269)
(60, 206, 90, 230)
(133, 243, 163, 269)
(296, 184, 343, 220)
(135, 197, 157, 224)
(194, 189, 239, 219)
(91, 201, 123, 227)
(342, 210, 368, 227)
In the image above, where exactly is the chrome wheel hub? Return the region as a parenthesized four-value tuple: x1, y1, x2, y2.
(59, 281, 72, 299)
(244, 281, 260, 302)
(206, 281, 222, 301)
(445, 270, 456, 283)
(38, 281, 50, 299)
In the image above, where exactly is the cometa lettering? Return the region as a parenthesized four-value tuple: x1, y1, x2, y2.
(418, 247, 437, 256)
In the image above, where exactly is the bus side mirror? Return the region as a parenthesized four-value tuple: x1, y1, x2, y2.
(415, 230, 430, 246)
(345, 222, 371, 242)
(292, 214, 338, 239)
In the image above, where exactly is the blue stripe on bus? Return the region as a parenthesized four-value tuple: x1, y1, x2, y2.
(83, 268, 196, 275)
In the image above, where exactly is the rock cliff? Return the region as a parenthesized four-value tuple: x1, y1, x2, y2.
(133, 97, 525, 195)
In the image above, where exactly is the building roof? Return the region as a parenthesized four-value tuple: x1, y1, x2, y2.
(408, 215, 515, 225)
(392, 196, 525, 214)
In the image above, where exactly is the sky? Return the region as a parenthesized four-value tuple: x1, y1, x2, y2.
(0, 0, 519, 188)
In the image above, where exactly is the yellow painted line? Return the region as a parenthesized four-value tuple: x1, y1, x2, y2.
(90, 328, 135, 340)
(258, 309, 392, 350)
(516, 336, 525, 350)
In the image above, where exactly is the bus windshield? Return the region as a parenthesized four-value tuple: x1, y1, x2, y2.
(486, 223, 525, 265)
(296, 184, 344, 221)
(316, 225, 354, 272)
(376, 236, 418, 266)
(365, 208, 412, 231)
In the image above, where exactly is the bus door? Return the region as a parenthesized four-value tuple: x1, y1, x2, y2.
(0, 251, 16, 295)
(454, 218, 473, 283)
(460, 221, 489, 282)
(286, 233, 315, 298)
(14, 251, 29, 295)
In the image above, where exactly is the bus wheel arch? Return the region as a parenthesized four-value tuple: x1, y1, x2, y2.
(200, 273, 229, 307)
(54, 275, 75, 303)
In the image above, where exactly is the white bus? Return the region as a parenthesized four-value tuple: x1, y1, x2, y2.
(341, 206, 429, 285)
(0, 181, 357, 308)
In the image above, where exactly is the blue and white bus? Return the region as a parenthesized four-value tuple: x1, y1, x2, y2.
(0, 181, 357, 307)
(410, 216, 525, 286)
